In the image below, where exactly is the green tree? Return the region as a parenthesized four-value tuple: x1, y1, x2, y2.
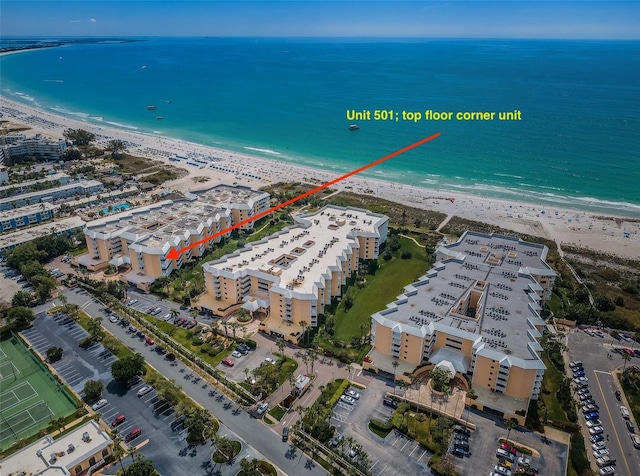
(6, 306, 35, 327)
(83, 380, 104, 400)
(12, 290, 33, 307)
(111, 353, 145, 383)
(63, 128, 95, 146)
(430, 366, 452, 393)
(87, 316, 104, 341)
(46, 346, 63, 362)
(107, 139, 127, 159)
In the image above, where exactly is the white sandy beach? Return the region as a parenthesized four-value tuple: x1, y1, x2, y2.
(1, 96, 639, 259)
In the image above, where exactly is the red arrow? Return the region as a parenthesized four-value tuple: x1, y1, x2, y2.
(166, 132, 440, 260)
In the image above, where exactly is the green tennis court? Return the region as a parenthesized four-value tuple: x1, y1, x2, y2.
(0, 334, 77, 451)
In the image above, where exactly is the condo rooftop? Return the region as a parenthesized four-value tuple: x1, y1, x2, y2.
(205, 206, 386, 295)
(0, 216, 85, 251)
(373, 232, 553, 364)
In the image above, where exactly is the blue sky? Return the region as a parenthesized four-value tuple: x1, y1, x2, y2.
(2, 1, 639, 39)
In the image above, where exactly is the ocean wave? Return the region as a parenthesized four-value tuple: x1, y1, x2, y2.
(15, 92, 35, 102)
(104, 121, 138, 130)
(89, 116, 104, 121)
(494, 173, 523, 179)
(243, 146, 281, 155)
(52, 106, 90, 118)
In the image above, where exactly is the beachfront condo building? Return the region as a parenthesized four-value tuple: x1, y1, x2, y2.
(0, 179, 103, 211)
(0, 420, 113, 476)
(198, 205, 389, 343)
(365, 231, 556, 424)
(0, 202, 57, 232)
(0, 216, 85, 257)
(0, 172, 70, 198)
(0, 133, 67, 164)
(0, 131, 27, 145)
(77, 185, 270, 291)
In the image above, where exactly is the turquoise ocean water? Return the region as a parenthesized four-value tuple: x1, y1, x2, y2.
(1, 38, 639, 216)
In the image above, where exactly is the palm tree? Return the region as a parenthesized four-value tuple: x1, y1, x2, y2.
(230, 321, 239, 339)
(309, 350, 317, 374)
(360, 322, 368, 345)
(392, 360, 400, 396)
(58, 295, 68, 306)
(276, 338, 286, 357)
(300, 321, 309, 346)
(170, 309, 179, 323)
(622, 352, 632, 372)
(211, 319, 220, 336)
(127, 445, 139, 464)
(505, 419, 516, 443)
(346, 363, 353, 382)
(111, 429, 126, 471)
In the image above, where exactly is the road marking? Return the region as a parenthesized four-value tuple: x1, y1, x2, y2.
(417, 449, 427, 461)
(594, 370, 612, 375)
(370, 460, 379, 470)
(376, 464, 387, 475)
(401, 441, 409, 451)
(593, 371, 632, 476)
(408, 445, 418, 456)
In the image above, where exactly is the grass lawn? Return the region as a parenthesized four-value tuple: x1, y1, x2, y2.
(276, 355, 299, 385)
(538, 351, 570, 424)
(333, 237, 431, 342)
(268, 405, 286, 421)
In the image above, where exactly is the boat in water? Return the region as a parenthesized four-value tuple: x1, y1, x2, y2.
(348, 124, 360, 130)
(156, 116, 163, 120)
(147, 105, 157, 110)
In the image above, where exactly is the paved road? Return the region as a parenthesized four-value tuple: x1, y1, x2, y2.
(57, 287, 327, 476)
(567, 329, 640, 476)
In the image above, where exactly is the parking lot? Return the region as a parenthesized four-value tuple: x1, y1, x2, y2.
(331, 378, 433, 476)
(221, 345, 280, 381)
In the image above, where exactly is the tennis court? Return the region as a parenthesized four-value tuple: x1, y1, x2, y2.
(0, 334, 77, 451)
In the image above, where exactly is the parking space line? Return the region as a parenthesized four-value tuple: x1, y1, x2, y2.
(408, 445, 418, 456)
(417, 449, 426, 461)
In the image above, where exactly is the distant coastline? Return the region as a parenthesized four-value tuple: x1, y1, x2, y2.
(0, 38, 140, 55)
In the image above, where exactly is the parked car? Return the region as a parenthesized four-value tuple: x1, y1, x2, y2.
(586, 419, 602, 428)
(592, 441, 607, 451)
(631, 434, 640, 449)
(340, 395, 356, 405)
(127, 299, 138, 305)
(108, 315, 119, 323)
(256, 402, 268, 415)
(585, 413, 600, 422)
(125, 428, 142, 442)
(449, 446, 465, 458)
(626, 420, 636, 433)
(596, 456, 615, 467)
(615, 390, 621, 401)
(589, 426, 604, 435)
(137, 385, 153, 397)
(493, 464, 512, 476)
(570, 361, 583, 368)
(231, 351, 242, 358)
(590, 433, 605, 443)
(282, 426, 289, 442)
(453, 425, 471, 436)
(383, 397, 398, 408)
(344, 389, 360, 400)
(579, 393, 593, 401)
(91, 399, 108, 411)
(111, 414, 126, 427)
(599, 466, 616, 475)
(620, 406, 630, 419)
(145, 337, 155, 346)
(222, 358, 234, 367)
(583, 405, 598, 413)
(496, 448, 515, 462)
(330, 433, 344, 446)
(593, 449, 610, 459)
(500, 442, 517, 455)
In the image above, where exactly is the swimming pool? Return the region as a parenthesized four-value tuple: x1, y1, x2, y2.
(101, 203, 131, 215)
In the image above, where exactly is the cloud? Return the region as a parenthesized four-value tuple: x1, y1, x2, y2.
(89, 18, 97, 23)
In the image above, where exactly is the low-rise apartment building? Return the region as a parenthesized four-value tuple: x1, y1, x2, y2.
(0, 179, 103, 211)
(199, 205, 388, 343)
(77, 185, 270, 291)
(0, 202, 57, 232)
(0, 172, 70, 198)
(366, 231, 556, 424)
(0, 216, 85, 257)
(0, 420, 112, 476)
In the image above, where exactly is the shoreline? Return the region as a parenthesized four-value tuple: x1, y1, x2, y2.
(1, 96, 639, 259)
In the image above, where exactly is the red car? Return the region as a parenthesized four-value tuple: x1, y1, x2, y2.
(111, 414, 126, 427)
(222, 358, 234, 367)
(500, 442, 517, 455)
(145, 337, 155, 346)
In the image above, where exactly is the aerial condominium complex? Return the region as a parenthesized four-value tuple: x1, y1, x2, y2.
(199, 205, 388, 343)
(77, 185, 270, 291)
(0, 172, 70, 198)
(366, 231, 556, 424)
(0, 216, 85, 257)
(0, 202, 57, 232)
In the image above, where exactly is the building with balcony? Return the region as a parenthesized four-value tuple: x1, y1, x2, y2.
(0, 202, 57, 232)
(0, 133, 67, 164)
(0, 179, 103, 211)
(365, 231, 555, 424)
(0, 420, 112, 476)
(76, 185, 270, 291)
(199, 205, 388, 343)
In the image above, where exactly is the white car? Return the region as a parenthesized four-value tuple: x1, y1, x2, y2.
(586, 419, 602, 428)
(91, 399, 108, 411)
(592, 441, 607, 451)
(256, 402, 268, 415)
(599, 466, 616, 475)
(340, 395, 356, 405)
(344, 389, 360, 400)
(589, 426, 604, 435)
(232, 351, 242, 358)
(128, 299, 138, 305)
(108, 315, 119, 323)
(517, 456, 531, 466)
(593, 449, 610, 459)
(263, 357, 276, 365)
